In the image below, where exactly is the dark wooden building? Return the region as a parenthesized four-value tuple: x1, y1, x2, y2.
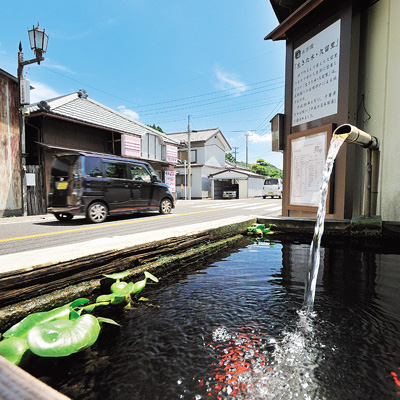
(0, 69, 21, 217)
(24, 90, 179, 214)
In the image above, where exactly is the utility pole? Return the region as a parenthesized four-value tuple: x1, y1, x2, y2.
(187, 115, 191, 200)
(232, 147, 239, 163)
(245, 132, 251, 167)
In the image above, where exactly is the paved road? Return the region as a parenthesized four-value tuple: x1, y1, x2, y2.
(0, 198, 281, 256)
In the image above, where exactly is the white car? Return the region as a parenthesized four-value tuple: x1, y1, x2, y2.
(223, 190, 237, 199)
(262, 178, 282, 199)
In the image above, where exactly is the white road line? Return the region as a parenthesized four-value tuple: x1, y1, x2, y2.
(194, 204, 234, 209)
(225, 203, 268, 209)
(245, 204, 282, 210)
(191, 202, 249, 209)
(262, 208, 282, 215)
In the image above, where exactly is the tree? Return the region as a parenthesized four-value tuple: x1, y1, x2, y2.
(225, 152, 235, 163)
(250, 159, 282, 178)
(147, 124, 164, 133)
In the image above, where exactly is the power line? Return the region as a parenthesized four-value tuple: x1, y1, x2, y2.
(138, 94, 282, 118)
(41, 65, 141, 105)
(128, 84, 283, 116)
(126, 78, 284, 110)
(154, 98, 283, 126)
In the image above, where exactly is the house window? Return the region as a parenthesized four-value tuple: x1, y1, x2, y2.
(190, 149, 197, 163)
(141, 134, 148, 158)
(176, 174, 186, 185)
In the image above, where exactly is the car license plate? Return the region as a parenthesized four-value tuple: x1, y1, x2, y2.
(268, 192, 273, 195)
(57, 181, 68, 190)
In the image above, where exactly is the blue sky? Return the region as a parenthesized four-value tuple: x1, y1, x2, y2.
(1, 1, 285, 168)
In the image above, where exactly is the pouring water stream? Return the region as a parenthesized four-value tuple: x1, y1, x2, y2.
(303, 133, 349, 310)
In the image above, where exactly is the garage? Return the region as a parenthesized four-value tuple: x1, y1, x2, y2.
(209, 168, 264, 199)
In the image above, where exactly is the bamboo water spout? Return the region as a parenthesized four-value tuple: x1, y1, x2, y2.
(333, 124, 379, 150)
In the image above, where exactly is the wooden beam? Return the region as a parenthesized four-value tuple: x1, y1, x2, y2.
(265, 0, 326, 41)
(0, 356, 70, 400)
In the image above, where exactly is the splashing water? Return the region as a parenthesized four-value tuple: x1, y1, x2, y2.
(303, 135, 346, 310)
(245, 310, 323, 400)
(206, 311, 330, 399)
(204, 137, 348, 398)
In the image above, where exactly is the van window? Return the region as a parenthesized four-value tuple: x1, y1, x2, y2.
(104, 162, 128, 179)
(264, 178, 279, 185)
(130, 164, 152, 182)
(146, 163, 161, 182)
(51, 155, 78, 178)
(84, 157, 103, 178)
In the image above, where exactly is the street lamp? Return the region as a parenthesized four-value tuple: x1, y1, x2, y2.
(27, 24, 49, 64)
(18, 23, 49, 215)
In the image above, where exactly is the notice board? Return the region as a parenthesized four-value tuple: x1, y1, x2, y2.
(292, 19, 341, 126)
(287, 125, 333, 211)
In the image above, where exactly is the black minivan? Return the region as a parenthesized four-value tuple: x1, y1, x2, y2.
(48, 152, 175, 223)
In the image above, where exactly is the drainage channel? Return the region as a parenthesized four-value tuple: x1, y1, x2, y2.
(0, 216, 256, 399)
(1, 214, 400, 399)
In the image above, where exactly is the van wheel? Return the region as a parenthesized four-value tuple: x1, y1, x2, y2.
(86, 202, 108, 223)
(263, 196, 266, 199)
(159, 198, 173, 215)
(54, 213, 73, 221)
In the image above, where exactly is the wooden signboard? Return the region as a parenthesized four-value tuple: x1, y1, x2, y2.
(286, 124, 334, 213)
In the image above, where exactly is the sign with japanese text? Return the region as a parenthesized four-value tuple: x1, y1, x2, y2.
(292, 19, 341, 126)
(164, 170, 176, 192)
(166, 145, 178, 164)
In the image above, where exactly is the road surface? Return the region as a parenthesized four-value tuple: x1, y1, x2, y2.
(0, 198, 281, 257)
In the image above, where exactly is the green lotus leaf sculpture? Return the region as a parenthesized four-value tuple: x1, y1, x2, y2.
(3, 298, 89, 339)
(0, 337, 30, 365)
(26, 314, 101, 358)
(132, 271, 159, 295)
(97, 282, 134, 305)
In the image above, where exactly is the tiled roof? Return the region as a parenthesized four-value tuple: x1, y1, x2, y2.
(209, 168, 264, 179)
(0, 68, 18, 83)
(167, 128, 231, 150)
(26, 91, 179, 145)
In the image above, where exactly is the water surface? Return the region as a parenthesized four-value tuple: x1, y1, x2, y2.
(27, 239, 400, 399)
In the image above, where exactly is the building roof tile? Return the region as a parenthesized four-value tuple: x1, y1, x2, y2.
(167, 128, 231, 150)
(26, 91, 179, 145)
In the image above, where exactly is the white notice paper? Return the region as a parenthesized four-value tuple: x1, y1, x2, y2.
(292, 20, 341, 126)
(290, 132, 327, 207)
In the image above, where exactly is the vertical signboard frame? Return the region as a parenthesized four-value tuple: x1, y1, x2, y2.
(279, 3, 357, 219)
(286, 124, 334, 213)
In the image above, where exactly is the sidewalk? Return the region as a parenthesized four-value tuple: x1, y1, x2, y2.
(0, 215, 255, 275)
(0, 213, 55, 225)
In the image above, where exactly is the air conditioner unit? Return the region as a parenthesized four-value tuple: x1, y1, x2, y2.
(20, 79, 31, 105)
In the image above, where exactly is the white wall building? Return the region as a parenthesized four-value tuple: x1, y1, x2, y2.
(167, 128, 231, 199)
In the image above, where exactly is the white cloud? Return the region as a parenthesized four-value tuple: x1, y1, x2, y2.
(117, 105, 139, 121)
(30, 81, 61, 103)
(214, 64, 247, 96)
(247, 130, 271, 143)
(45, 61, 75, 74)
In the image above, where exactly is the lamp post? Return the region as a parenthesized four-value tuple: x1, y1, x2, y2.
(18, 23, 49, 215)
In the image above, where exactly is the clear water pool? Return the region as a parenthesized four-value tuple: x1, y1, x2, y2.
(27, 238, 400, 399)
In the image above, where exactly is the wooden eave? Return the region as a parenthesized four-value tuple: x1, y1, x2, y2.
(27, 111, 142, 139)
(265, 0, 326, 41)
